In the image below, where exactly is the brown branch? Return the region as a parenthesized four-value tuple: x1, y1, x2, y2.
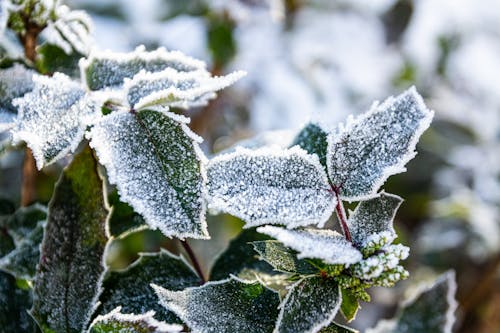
(180, 240, 206, 284)
(332, 188, 352, 242)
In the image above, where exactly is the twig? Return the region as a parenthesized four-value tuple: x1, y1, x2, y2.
(332, 187, 352, 242)
(180, 240, 206, 284)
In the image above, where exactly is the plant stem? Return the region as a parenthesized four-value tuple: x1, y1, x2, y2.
(180, 240, 206, 284)
(332, 188, 352, 242)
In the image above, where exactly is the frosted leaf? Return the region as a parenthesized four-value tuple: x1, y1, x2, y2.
(98, 250, 200, 323)
(347, 192, 403, 248)
(291, 122, 329, 169)
(367, 271, 457, 333)
(88, 109, 208, 239)
(80, 46, 206, 91)
(31, 146, 110, 333)
(90, 307, 183, 333)
(125, 68, 245, 110)
(0, 203, 47, 241)
(327, 87, 434, 200)
(207, 147, 335, 228)
(257, 226, 362, 265)
(252, 240, 317, 274)
(275, 276, 341, 333)
(0, 271, 39, 333)
(210, 227, 275, 281)
(319, 323, 359, 333)
(107, 190, 147, 238)
(11, 73, 98, 169)
(0, 64, 35, 131)
(153, 276, 280, 333)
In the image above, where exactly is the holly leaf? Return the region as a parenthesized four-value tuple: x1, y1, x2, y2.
(319, 323, 359, 332)
(11, 73, 98, 169)
(207, 147, 335, 229)
(291, 122, 329, 169)
(327, 87, 434, 201)
(153, 276, 280, 333)
(346, 192, 403, 248)
(275, 276, 341, 333)
(368, 271, 457, 333)
(0, 271, 39, 333)
(88, 109, 208, 239)
(107, 190, 147, 238)
(0, 64, 35, 131)
(98, 250, 200, 323)
(252, 240, 317, 274)
(340, 289, 360, 322)
(210, 227, 275, 281)
(125, 68, 245, 110)
(31, 146, 110, 333)
(257, 226, 362, 265)
(0, 204, 47, 241)
(36, 43, 83, 77)
(90, 307, 183, 333)
(80, 46, 206, 91)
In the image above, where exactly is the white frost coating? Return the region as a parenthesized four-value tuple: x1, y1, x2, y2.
(11, 73, 97, 169)
(88, 109, 209, 240)
(257, 226, 362, 265)
(80, 45, 207, 91)
(327, 87, 434, 201)
(0, 64, 35, 131)
(89, 307, 183, 333)
(207, 146, 335, 229)
(125, 69, 246, 110)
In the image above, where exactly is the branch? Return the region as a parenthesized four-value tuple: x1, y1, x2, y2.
(332, 188, 352, 243)
(180, 240, 206, 284)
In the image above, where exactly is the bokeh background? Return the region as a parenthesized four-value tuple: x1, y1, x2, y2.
(1, 1, 499, 332)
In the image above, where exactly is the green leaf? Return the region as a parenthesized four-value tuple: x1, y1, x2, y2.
(0, 271, 39, 333)
(98, 250, 200, 323)
(88, 109, 208, 239)
(90, 307, 182, 333)
(319, 323, 359, 332)
(291, 123, 329, 169)
(252, 240, 317, 274)
(36, 43, 82, 77)
(31, 146, 110, 333)
(275, 276, 341, 333)
(107, 190, 147, 238)
(153, 276, 280, 333)
(210, 227, 275, 281)
(80, 46, 206, 91)
(340, 289, 360, 322)
(0, 204, 47, 241)
(327, 87, 434, 201)
(347, 192, 402, 248)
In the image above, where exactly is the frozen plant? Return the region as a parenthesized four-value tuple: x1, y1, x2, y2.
(0, 1, 457, 333)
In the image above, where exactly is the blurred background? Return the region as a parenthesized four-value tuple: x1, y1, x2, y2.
(1, 0, 499, 332)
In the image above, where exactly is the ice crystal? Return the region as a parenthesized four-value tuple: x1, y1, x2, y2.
(207, 147, 335, 228)
(346, 192, 403, 248)
(153, 276, 280, 333)
(125, 68, 245, 110)
(0, 64, 35, 131)
(31, 147, 109, 333)
(11, 73, 98, 169)
(88, 109, 208, 239)
(352, 244, 409, 280)
(81, 45, 206, 91)
(327, 87, 434, 201)
(275, 276, 341, 333)
(90, 307, 182, 333)
(257, 226, 362, 265)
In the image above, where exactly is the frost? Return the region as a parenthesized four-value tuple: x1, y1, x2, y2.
(352, 244, 409, 280)
(88, 109, 208, 239)
(125, 68, 245, 110)
(252, 240, 317, 274)
(257, 226, 362, 265)
(80, 45, 206, 91)
(291, 123, 329, 169)
(319, 323, 359, 332)
(275, 276, 341, 333)
(98, 250, 200, 323)
(31, 147, 110, 333)
(218, 130, 296, 155)
(90, 307, 183, 333)
(327, 87, 434, 201)
(0, 64, 35, 131)
(153, 276, 280, 333)
(367, 271, 457, 333)
(11, 73, 98, 169)
(347, 192, 403, 248)
(207, 146, 335, 228)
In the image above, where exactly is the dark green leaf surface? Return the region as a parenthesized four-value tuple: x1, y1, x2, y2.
(153, 277, 280, 333)
(291, 123, 329, 169)
(319, 323, 359, 333)
(98, 250, 200, 323)
(340, 289, 360, 322)
(31, 146, 109, 333)
(90, 308, 182, 333)
(252, 240, 317, 274)
(275, 276, 341, 333)
(107, 190, 147, 238)
(36, 43, 82, 77)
